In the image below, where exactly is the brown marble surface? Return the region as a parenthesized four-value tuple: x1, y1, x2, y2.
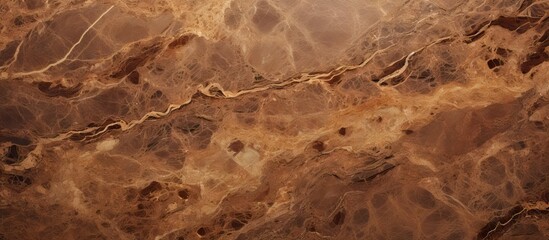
(0, 0, 548, 239)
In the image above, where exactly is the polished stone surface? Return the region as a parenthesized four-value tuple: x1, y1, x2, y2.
(0, 0, 548, 239)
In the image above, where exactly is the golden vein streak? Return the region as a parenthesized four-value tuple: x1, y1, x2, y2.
(11, 5, 115, 77)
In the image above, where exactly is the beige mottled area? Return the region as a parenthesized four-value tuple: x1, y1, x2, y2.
(0, 0, 548, 239)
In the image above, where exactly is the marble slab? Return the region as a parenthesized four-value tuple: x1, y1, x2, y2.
(0, 0, 548, 239)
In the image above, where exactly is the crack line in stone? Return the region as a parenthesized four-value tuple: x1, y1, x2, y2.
(10, 5, 115, 77)
(1, 36, 453, 172)
(377, 36, 454, 86)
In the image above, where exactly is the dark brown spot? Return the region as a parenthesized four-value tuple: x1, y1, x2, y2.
(208, 87, 225, 97)
(402, 129, 414, 135)
(105, 124, 122, 131)
(69, 133, 87, 141)
(513, 141, 527, 150)
(495, 48, 510, 57)
(139, 181, 162, 197)
(197, 227, 207, 236)
(338, 127, 347, 136)
(168, 34, 194, 49)
(127, 71, 140, 84)
(533, 121, 545, 130)
(389, 76, 405, 85)
(3, 145, 19, 164)
(521, 51, 549, 74)
(312, 141, 325, 152)
(111, 43, 162, 79)
(7, 174, 32, 186)
(332, 210, 345, 226)
(228, 140, 244, 153)
(151, 90, 163, 99)
(5, 145, 19, 159)
(230, 220, 245, 230)
(492, 16, 539, 34)
(178, 189, 189, 199)
(487, 59, 504, 69)
(327, 74, 342, 85)
(13, 16, 24, 26)
(417, 69, 432, 80)
(251, 74, 262, 82)
(37, 82, 82, 98)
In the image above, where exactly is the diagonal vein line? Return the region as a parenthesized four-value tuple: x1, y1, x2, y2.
(13, 5, 114, 77)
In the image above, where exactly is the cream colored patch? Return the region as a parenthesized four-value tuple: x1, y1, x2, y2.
(35, 185, 48, 194)
(96, 138, 119, 152)
(233, 147, 262, 176)
(530, 105, 549, 122)
(409, 157, 437, 172)
(167, 202, 178, 211)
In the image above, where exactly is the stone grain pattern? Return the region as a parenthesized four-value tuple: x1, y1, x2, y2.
(0, 0, 548, 239)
